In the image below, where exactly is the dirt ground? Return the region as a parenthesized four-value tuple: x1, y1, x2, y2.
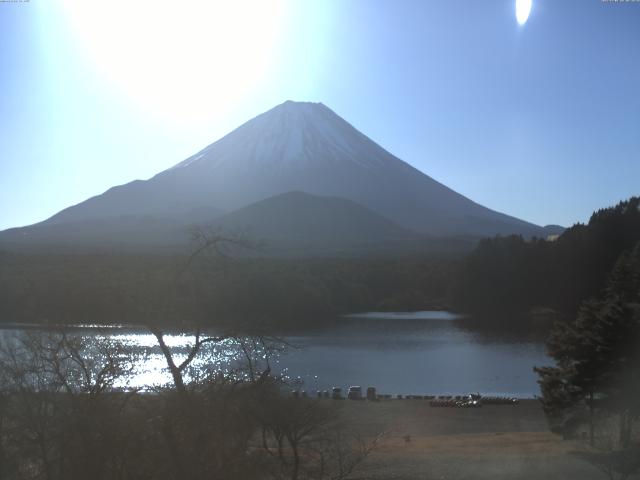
(332, 399, 633, 480)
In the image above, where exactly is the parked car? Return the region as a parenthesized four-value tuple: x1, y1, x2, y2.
(348, 386, 363, 400)
(331, 387, 343, 400)
(366, 386, 377, 401)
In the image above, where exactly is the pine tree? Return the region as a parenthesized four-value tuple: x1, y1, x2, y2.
(535, 242, 640, 446)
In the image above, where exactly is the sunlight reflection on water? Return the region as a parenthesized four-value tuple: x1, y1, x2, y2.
(91, 333, 272, 390)
(0, 312, 551, 397)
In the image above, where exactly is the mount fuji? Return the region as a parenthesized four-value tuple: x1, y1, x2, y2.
(0, 101, 559, 254)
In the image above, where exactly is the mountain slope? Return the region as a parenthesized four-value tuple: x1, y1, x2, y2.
(3, 100, 552, 250)
(0, 215, 190, 251)
(0, 192, 476, 256)
(210, 191, 422, 255)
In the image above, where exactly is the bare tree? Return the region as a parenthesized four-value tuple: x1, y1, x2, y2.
(149, 325, 232, 393)
(146, 226, 261, 391)
(0, 330, 135, 480)
(255, 391, 382, 480)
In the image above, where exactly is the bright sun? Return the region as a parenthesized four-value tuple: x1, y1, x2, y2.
(515, 0, 532, 26)
(59, 0, 286, 124)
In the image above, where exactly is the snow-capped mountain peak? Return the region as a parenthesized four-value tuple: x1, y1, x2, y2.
(171, 100, 388, 172)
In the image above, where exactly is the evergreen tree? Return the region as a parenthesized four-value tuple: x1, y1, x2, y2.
(535, 242, 640, 446)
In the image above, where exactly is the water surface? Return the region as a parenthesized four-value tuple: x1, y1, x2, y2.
(0, 311, 550, 397)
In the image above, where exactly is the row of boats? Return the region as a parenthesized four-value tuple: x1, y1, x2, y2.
(290, 388, 520, 406)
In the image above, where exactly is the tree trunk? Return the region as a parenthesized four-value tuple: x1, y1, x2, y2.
(150, 328, 186, 393)
(288, 435, 300, 480)
(619, 410, 632, 448)
(589, 391, 595, 447)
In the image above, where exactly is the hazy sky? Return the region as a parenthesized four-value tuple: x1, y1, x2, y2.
(1, 0, 638, 231)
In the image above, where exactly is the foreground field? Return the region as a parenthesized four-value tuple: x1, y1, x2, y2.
(335, 399, 631, 480)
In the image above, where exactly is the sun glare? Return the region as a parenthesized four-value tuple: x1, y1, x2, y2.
(515, 0, 532, 26)
(59, 0, 286, 124)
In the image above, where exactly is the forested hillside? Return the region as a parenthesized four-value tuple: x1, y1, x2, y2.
(452, 197, 640, 316)
(0, 251, 456, 328)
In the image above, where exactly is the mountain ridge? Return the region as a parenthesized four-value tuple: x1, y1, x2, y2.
(1, 100, 558, 253)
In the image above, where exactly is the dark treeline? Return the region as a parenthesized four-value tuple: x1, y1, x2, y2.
(452, 197, 640, 318)
(0, 250, 457, 328)
(4, 197, 639, 330)
(536, 241, 640, 446)
(532, 237, 640, 478)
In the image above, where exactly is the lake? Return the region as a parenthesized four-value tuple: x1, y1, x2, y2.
(0, 311, 551, 398)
